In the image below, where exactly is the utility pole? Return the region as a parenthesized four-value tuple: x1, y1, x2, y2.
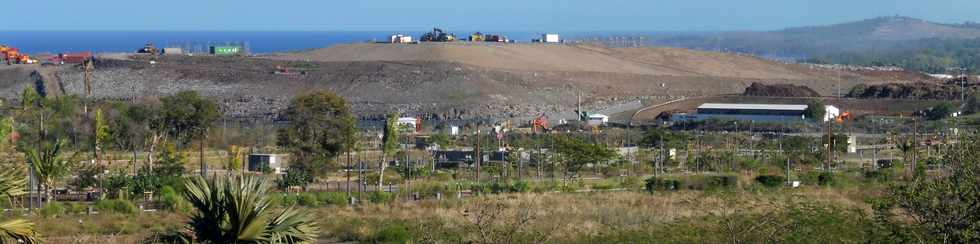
(200, 131, 207, 177)
(909, 116, 918, 178)
(475, 125, 482, 184)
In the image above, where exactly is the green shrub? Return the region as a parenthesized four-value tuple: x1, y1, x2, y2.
(489, 182, 509, 194)
(863, 170, 894, 183)
(645, 177, 681, 192)
(755, 175, 786, 188)
(369, 191, 395, 204)
(64, 202, 87, 215)
(159, 186, 190, 213)
(297, 193, 320, 207)
(279, 194, 299, 206)
(40, 202, 67, 218)
(371, 222, 413, 243)
(706, 175, 738, 189)
(621, 176, 643, 189)
(592, 181, 618, 190)
(510, 180, 531, 193)
(317, 192, 349, 206)
(95, 199, 138, 215)
(818, 172, 836, 186)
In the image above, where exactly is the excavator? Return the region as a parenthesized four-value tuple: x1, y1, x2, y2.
(137, 42, 159, 56)
(420, 28, 456, 42)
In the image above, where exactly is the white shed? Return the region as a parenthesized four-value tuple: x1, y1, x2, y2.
(823, 105, 840, 122)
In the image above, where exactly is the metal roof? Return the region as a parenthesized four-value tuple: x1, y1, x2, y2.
(698, 103, 808, 111)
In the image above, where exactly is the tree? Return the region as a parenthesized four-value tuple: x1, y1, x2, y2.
(966, 91, 980, 115)
(880, 136, 980, 243)
(924, 102, 955, 121)
(804, 100, 826, 121)
(277, 91, 356, 178)
(23, 139, 75, 205)
(380, 113, 400, 188)
(183, 175, 319, 243)
(0, 168, 39, 244)
(159, 91, 219, 145)
(93, 108, 109, 164)
(640, 127, 689, 148)
(554, 135, 615, 182)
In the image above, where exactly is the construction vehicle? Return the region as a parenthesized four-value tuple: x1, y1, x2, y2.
(531, 113, 550, 133)
(137, 42, 159, 55)
(420, 28, 456, 42)
(0, 45, 35, 65)
(469, 32, 485, 42)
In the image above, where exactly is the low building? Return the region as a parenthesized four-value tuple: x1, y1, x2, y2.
(161, 48, 183, 55)
(542, 34, 560, 43)
(390, 34, 413, 43)
(247, 154, 284, 174)
(588, 114, 609, 126)
(675, 103, 809, 122)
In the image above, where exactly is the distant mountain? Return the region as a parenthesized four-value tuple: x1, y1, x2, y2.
(776, 16, 980, 41)
(610, 16, 980, 73)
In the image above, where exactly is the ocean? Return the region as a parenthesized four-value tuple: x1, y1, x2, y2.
(0, 31, 629, 54)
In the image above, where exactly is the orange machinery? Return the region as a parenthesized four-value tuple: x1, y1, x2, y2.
(0, 45, 33, 64)
(531, 113, 549, 133)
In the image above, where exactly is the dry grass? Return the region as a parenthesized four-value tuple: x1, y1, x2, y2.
(315, 188, 870, 243)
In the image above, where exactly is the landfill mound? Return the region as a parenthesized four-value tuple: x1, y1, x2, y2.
(268, 43, 848, 80)
(741, 82, 821, 97)
(847, 81, 978, 100)
(0, 43, 923, 124)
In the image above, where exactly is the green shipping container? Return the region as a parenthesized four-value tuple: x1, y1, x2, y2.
(210, 45, 242, 55)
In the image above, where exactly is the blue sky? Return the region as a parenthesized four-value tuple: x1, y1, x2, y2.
(4, 0, 977, 31)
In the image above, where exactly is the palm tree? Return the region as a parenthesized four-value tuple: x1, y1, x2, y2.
(183, 175, 319, 243)
(24, 139, 74, 205)
(0, 168, 39, 243)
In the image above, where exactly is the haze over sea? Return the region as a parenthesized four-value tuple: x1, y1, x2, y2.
(0, 31, 661, 54)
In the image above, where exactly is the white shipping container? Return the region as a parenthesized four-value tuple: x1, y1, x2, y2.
(543, 34, 560, 43)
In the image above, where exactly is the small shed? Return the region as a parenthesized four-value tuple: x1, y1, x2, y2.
(588, 114, 609, 126)
(162, 48, 184, 55)
(248, 154, 284, 174)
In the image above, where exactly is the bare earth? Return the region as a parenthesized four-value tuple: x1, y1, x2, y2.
(0, 43, 924, 124)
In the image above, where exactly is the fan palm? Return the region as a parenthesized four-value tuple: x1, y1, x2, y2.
(23, 139, 74, 205)
(0, 168, 39, 244)
(183, 175, 319, 243)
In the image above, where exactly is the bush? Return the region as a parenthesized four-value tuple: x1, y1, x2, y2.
(818, 172, 836, 186)
(510, 181, 531, 193)
(371, 222, 413, 243)
(297, 193, 320, 207)
(706, 175, 738, 189)
(159, 186, 190, 213)
(621, 176, 643, 189)
(317, 192, 349, 206)
(755, 175, 786, 188)
(863, 170, 894, 183)
(368, 191, 395, 204)
(95, 199, 138, 215)
(646, 177, 681, 192)
(40, 202, 67, 218)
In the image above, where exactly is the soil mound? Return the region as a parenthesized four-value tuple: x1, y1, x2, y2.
(742, 82, 820, 97)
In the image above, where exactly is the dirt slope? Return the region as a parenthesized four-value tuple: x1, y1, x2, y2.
(268, 43, 833, 80)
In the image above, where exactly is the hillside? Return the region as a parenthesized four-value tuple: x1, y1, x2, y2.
(616, 16, 980, 64)
(0, 43, 919, 124)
